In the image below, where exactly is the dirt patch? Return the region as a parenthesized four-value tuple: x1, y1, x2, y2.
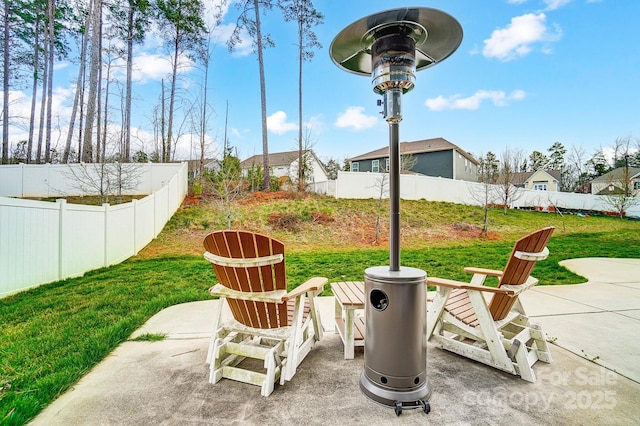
(136, 193, 503, 259)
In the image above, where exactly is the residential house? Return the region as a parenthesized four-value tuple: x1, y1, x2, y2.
(240, 150, 328, 184)
(591, 167, 640, 195)
(186, 159, 221, 181)
(511, 169, 562, 191)
(348, 137, 479, 182)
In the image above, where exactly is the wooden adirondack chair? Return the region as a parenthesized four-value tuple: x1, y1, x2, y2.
(203, 230, 327, 396)
(426, 227, 555, 382)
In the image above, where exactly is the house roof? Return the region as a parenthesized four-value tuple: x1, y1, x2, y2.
(240, 150, 311, 168)
(511, 169, 562, 185)
(591, 167, 640, 183)
(348, 137, 479, 165)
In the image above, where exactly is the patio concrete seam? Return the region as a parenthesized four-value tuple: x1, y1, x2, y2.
(530, 289, 606, 312)
(549, 343, 640, 385)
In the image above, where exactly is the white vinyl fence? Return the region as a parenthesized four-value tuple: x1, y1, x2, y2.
(0, 163, 188, 298)
(310, 171, 640, 216)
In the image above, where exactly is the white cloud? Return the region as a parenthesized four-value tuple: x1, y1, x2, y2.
(334, 107, 378, 131)
(304, 115, 325, 134)
(110, 52, 196, 84)
(483, 13, 561, 61)
(267, 111, 298, 135)
(425, 90, 526, 111)
(543, 0, 573, 11)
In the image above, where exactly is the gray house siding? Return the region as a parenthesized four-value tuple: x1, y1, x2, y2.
(348, 138, 479, 182)
(453, 151, 479, 181)
(352, 150, 470, 179)
(352, 157, 387, 173)
(413, 150, 453, 178)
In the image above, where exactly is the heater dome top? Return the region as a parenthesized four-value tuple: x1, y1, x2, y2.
(329, 7, 463, 76)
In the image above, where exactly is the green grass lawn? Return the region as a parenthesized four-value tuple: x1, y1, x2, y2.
(2, 195, 640, 425)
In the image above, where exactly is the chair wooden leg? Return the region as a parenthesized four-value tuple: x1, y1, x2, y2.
(531, 323, 553, 363)
(282, 294, 306, 384)
(206, 298, 225, 364)
(261, 346, 279, 396)
(468, 291, 515, 374)
(513, 339, 536, 382)
(427, 287, 450, 340)
(309, 290, 323, 341)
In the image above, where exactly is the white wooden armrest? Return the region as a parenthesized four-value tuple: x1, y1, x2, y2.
(283, 277, 328, 301)
(514, 246, 549, 261)
(463, 267, 504, 277)
(204, 251, 283, 268)
(426, 277, 515, 296)
(208, 283, 288, 303)
(500, 276, 539, 294)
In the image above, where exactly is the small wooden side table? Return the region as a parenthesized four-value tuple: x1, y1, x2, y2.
(331, 281, 366, 359)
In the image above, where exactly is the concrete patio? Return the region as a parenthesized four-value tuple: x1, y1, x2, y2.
(30, 258, 640, 425)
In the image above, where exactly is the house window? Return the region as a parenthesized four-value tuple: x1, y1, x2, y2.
(385, 158, 390, 172)
(533, 183, 548, 191)
(372, 160, 380, 173)
(352, 162, 359, 172)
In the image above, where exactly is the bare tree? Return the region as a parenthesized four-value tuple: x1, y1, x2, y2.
(602, 163, 640, 218)
(291, 126, 316, 191)
(468, 151, 498, 234)
(372, 172, 388, 244)
(566, 144, 588, 193)
(206, 147, 244, 228)
(493, 148, 524, 214)
(65, 161, 144, 204)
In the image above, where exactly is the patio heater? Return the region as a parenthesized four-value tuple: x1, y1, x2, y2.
(330, 7, 462, 415)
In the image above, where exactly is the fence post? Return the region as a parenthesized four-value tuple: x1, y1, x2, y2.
(133, 199, 138, 255)
(20, 163, 26, 198)
(57, 199, 67, 281)
(103, 203, 109, 267)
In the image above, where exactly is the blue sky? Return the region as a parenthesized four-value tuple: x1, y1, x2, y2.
(9, 0, 640, 164)
(205, 0, 640, 164)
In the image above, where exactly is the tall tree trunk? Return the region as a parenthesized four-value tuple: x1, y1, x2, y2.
(27, 12, 41, 164)
(101, 58, 112, 162)
(64, 0, 92, 163)
(77, 60, 86, 160)
(123, 1, 134, 162)
(95, 20, 103, 163)
(199, 49, 211, 182)
(36, 34, 49, 163)
(297, 18, 303, 190)
(165, 38, 179, 163)
(253, 0, 269, 191)
(160, 79, 166, 162)
(82, 0, 103, 162)
(2, 0, 10, 164)
(44, 0, 56, 163)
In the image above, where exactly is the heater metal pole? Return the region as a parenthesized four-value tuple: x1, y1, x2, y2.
(389, 121, 400, 271)
(386, 89, 402, 272)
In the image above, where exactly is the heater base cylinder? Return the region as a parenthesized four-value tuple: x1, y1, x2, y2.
(360, 266, 430, 407)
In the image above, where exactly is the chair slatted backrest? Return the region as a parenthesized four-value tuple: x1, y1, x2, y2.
(488, 227, 555, 320)
(204, 230, 289, 329)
